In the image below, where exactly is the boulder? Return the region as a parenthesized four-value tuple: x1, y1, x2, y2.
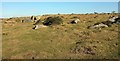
(70, 19, 80, 24)
(108, 16, 118, 22)
(113, 17, 120, 24)
(32, 25, 47, 29)
(31, 16, 37, 22)
(31, 16, 41, 22)
(31, 16, 36, 20)
(88, 23, 108, 29)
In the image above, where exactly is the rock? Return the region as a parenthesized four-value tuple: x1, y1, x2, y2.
(32, 25, 47, 29)
(31, 16, 36, 20)
(101, 21, 113, 27)
(114, 17, 120, 24)
(108, 16, 118, 22)
(31, 16, 41, 22)
(88, 16, 119, 29)
(88, 23, 108, 29)
(70, 19, 80, 24)
(107, 16, 120, 24)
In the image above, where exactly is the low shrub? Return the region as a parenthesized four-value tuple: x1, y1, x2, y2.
(43, 16, 63, 26)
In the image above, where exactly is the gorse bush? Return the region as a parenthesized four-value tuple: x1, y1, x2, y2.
(43, 16, 63, 26)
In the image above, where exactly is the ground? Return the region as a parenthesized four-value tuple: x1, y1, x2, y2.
(2, 13, 119, 59)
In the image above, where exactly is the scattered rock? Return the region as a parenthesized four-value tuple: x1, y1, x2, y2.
(88, 16, 120, 29)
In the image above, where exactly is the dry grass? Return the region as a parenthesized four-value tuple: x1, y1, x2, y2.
(2, 13, 119, 59)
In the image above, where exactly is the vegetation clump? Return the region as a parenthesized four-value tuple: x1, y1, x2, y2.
(43, 16, 63, 26)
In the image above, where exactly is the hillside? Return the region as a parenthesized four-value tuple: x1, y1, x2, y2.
(2, 13, 119, 59)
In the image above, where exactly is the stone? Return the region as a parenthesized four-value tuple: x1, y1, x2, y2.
(108, 16, 117, 22)
(114, 17, 120, 24)
(31, 16, 41, 22)
(89, 23, 108, 29)
(70, 19, 80, 24)
(32, 25, 47, 29)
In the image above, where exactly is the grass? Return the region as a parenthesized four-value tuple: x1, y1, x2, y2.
(2, 13, 119, 59)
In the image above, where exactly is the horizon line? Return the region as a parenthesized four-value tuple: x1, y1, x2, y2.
(0, 12, 118, 19)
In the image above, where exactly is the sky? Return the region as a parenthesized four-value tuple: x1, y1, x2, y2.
(0, 2, 118, 18)
(1, 0, 119, 2)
